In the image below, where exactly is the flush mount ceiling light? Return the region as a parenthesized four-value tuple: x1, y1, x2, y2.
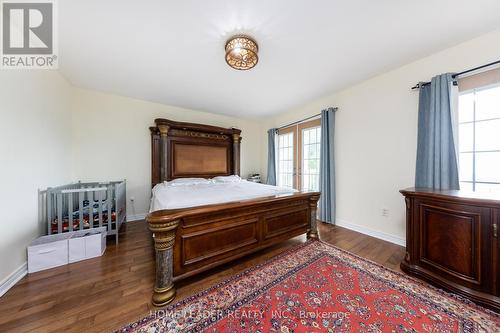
(225, 35, 258, 70)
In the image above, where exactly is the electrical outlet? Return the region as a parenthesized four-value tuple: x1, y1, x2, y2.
(382, 208, 389, 217)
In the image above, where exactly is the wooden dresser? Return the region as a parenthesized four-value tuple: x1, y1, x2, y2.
(400, 188, 500, 312)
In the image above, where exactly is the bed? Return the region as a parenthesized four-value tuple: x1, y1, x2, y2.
(147, 118, 320, 306)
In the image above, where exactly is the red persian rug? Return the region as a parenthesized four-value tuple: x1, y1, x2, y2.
(118, 241, 499, 332)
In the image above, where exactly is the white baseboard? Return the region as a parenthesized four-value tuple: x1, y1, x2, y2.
(1, 214, 145, 298)
(0, 262, 27, 298)
(126, 213, 147, 222)
(334, 218, 406, 247)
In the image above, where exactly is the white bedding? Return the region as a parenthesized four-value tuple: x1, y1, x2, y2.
(150, 180, 296, 211)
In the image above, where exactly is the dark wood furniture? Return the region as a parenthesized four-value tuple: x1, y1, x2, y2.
(150, 118, 242, 187)
(400, 188, 500, 312)
(147, 118, 320, 306)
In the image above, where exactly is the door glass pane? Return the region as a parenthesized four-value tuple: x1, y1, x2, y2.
(304, 130, 309, 144)
(277, 132, 294, 188)
(301, 127, 321, 191)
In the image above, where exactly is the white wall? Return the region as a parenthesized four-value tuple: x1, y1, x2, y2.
(0, 77, 263, 292)
(262, 29, 500, 243)
(2, 27, 499, 291)
(71, 88, 263, 220)
(0, 71, 73, 287)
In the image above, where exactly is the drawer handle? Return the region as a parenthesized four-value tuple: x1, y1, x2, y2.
(37, 248, 56, 254)
(494, 224, 498, 238)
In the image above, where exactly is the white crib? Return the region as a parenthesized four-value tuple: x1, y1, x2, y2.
(44, 181, 126, 244)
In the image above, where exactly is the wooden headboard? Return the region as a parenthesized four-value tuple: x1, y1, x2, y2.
(150, 118, 242, 187)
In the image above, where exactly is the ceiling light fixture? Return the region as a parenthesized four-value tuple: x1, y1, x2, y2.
(225, 35, 258, 70)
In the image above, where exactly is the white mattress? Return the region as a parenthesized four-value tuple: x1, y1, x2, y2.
(150, 180, 296, 211)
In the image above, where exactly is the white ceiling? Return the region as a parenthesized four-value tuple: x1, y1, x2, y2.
(59, 0, 500, 118)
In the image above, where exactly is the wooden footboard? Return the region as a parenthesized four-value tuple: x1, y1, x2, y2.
(147, 191, 320, 306)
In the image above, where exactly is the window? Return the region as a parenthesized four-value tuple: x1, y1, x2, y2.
(277, 131, 295, 188)
(458, 84, 500, 193)
(300, 126, 321, 191)
(277, 119, 321, 191)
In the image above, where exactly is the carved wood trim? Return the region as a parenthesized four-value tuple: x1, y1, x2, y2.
(147, 191, 320, 305)
(400, 187, 500, 312)
(418, 203, 482, 285)
(181, 218, 259, 266)
(170, 129, 229, 140)
(150, 118, 242, 186)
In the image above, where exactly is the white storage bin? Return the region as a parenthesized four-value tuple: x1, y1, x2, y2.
(28, 233, 70, 273)
(68, 227, 107, 263)
(68, 236, 85, 263)
(28, 227, 107, 272)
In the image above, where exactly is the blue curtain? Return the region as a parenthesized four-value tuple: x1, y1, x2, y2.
(267, 128, 278, 185)
(319, 108, 336, 223)
(415, 73, 460, 190)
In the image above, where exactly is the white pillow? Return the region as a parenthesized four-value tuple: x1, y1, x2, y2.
(166, 178, 211, 186)
(211, 175, 242, 183)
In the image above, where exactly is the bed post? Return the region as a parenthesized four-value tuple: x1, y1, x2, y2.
(148, 218, 180, 307)
(157, 124, 170, 182)
(232, 131, 241, 176)
(307, 194, 320, 239)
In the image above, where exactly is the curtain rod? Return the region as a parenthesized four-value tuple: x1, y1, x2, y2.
(410, 59, 500, 90)
(277, 107, 338, 130)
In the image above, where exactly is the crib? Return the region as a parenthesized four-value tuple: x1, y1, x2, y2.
(45, 181, 126, 243)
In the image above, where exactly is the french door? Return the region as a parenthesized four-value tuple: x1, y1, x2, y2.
(277, 119, 321, 191)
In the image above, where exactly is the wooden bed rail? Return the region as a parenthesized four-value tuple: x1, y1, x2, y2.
(147, 192, 320, 306)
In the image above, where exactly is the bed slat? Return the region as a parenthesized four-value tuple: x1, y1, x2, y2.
(88, 190, 93, 229)
(68, 192, 73, 232)
(47, 191, 52, 235)
(107, 187, 113, 233)
(79, 191, 84, 230)
(98, 189, 103, 228)
(57, 193, 63, 234)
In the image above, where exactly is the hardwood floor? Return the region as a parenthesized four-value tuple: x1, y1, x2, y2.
(0, 221, 405, 332)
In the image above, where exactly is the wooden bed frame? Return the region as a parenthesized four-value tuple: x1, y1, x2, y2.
(147, 118, 320, 306)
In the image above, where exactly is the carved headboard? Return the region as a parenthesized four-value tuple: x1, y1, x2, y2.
(150, 118, 242, 187)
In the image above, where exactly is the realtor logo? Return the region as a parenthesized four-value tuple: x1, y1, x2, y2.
(1, 0, 58, 69)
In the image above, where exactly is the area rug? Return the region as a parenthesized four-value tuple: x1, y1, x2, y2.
(118, 240, 499, 332)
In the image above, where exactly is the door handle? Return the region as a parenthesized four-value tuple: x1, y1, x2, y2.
(493, 224, 498, 238)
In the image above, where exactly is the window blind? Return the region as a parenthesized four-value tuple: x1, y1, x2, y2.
(458, 66, 500, 92)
